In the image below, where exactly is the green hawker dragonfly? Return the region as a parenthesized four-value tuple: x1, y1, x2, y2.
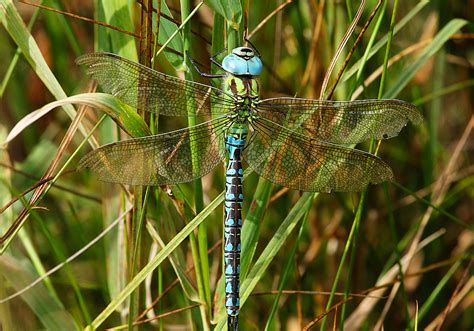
(77, 46, 422, 330)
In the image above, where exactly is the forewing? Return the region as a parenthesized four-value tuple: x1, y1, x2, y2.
(256, 98, 422, 144)
(78, 117, 229, 185)
(244, 118, 394, 192)
(76, 52, 234, 116)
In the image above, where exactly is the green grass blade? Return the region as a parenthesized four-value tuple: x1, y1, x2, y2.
(265, 200, 312, 330)
(347, 0, 387, 99)
(320, 191, 366, 330)
(211, 13, 225, 63)
(3, 93, 151, 145)
(97, 0, 136, 57)
(94, 3, 138, 325)
(340, 0, 430, 84)
(0, 2, 40, 97)
(0, 0, 92, 144)
(383, 19, 467, 99)
(409, 260, 462, 328)
(240, 178, 273, 279)
(0, 128, 13, 244)
(0, 255, 77, 330)
(204, 0, 242, 30)
(155, 2, 203, 60)
(85, 191, 224, 330)
(155, 0, 183, 67)
(146, 222, 199, 300)
(181, 1, 211, 327)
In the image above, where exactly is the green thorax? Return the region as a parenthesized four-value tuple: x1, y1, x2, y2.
(224, 75, 260, 98)
(224, 75, 260, 126)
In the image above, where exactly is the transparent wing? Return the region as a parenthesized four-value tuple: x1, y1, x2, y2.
(78, 117, 230, 185)
(76, 52, 235, 116)
(244, 118, 394, 192)
(256, 98, 422, 144)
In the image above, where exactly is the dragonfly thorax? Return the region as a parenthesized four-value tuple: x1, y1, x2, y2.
(225, 76, 260, 123)
(225, 76, 260, 98)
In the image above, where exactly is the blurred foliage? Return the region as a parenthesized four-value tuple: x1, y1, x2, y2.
(0, 0, 472, 330)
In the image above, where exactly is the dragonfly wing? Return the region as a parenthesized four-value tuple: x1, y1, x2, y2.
(78, 117, 228, 186)
(244, 118, 394, 192)
(256, 98, 422, 144)
(76, 52, 234, 116)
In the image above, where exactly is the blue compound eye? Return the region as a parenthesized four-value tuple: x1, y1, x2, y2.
(222, 54, 248, 75)
(247, 56, 262, 75)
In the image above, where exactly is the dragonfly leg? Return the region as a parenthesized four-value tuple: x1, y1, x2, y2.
(187, 54, 226, 79)
(210, 56, 225, 69)
(210, 47, 228, 69)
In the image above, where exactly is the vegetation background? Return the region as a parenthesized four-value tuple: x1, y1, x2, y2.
(0, 0, 472, 330)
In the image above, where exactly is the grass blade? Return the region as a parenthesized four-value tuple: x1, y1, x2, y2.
(383, 19, 467, 99)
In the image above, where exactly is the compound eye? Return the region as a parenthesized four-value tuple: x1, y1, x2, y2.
(222, 54, 248, 75)
(247, 56, 263, 75)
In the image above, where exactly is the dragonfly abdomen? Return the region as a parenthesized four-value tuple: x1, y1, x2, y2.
(224, 127, 247, 323)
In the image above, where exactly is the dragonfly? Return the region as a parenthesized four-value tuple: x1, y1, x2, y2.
(76, 46, 422, 330)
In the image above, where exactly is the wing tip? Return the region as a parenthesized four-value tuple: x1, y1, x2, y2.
(389, 99, 424, 125)
(358, 152, 394, 188)
(76, 52, 121, 66)
(76, 53, 98, 66)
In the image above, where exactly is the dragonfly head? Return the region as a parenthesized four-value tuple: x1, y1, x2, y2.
(222, 47, 263, 77)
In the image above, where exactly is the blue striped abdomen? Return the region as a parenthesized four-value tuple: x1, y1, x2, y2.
(224, 127, 247, 322)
